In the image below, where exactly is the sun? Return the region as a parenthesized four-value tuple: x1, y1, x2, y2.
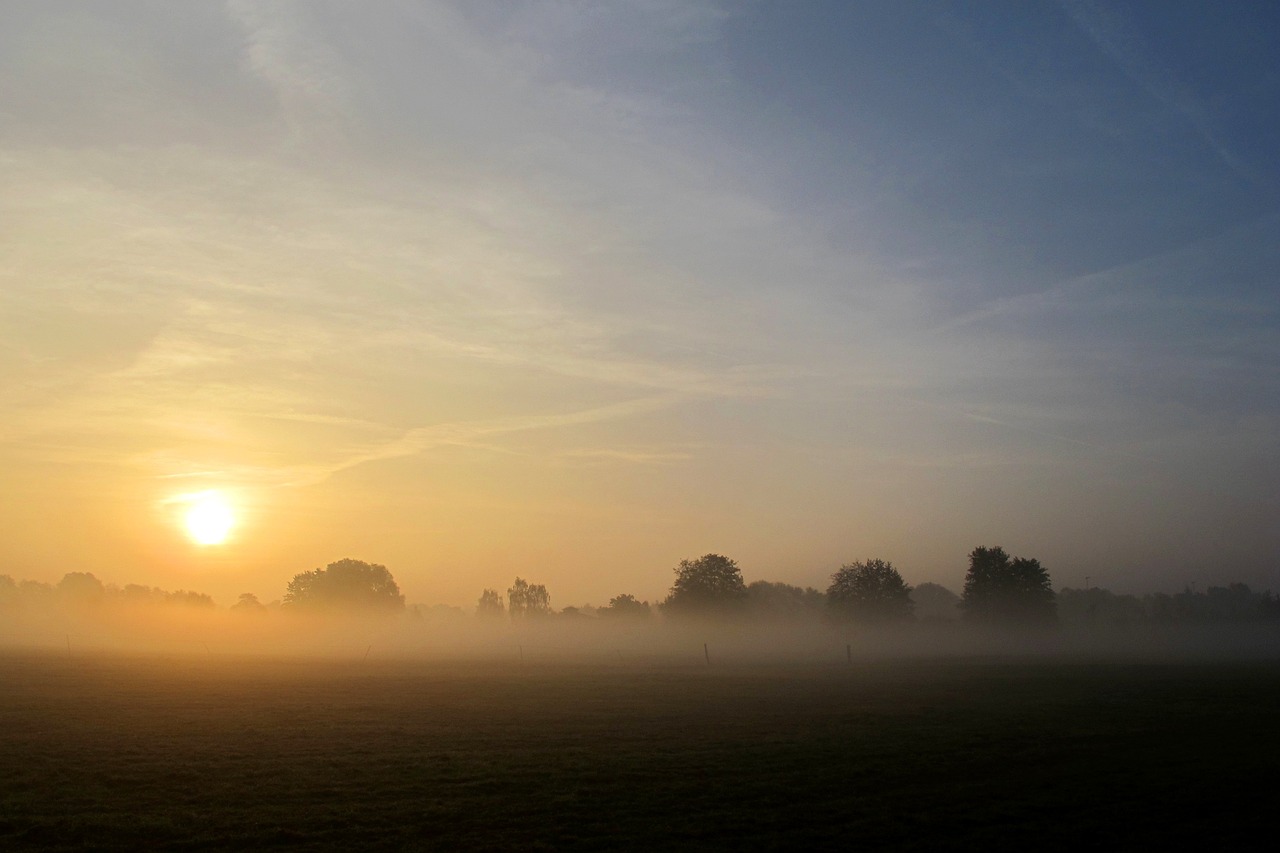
(184, 492, 235, 546)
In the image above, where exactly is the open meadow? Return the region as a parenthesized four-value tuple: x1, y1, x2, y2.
(2, 649, 1278, 850)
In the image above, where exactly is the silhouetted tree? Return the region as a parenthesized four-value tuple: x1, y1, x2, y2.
(600, 593, 652, 619)
(662, 554, 747, 616)
(911, 582, 961, 622)
(283, 558, 405, 611)
(960, 546, 1055, 625)
(476, 588, 505, 618)
(507, 577, 551, 619)
(745, 581, 824, 620)
(827, 559, 913, 622)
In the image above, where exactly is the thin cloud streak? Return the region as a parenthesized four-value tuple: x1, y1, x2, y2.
(276, 394, 687, 488)
(1057, 0, 1261, 186)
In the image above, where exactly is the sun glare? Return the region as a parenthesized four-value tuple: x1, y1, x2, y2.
(184, 493, 235, 546)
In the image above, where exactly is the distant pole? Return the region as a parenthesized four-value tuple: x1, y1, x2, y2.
(363, 645, 371, 662)
(846, 643, 852, 664)
(704, 642, 710, 665)
(519, 644, 524, 663)
(66, 634, 71, 656)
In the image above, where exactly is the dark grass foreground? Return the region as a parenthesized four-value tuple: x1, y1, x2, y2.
(1, 653, 1277, 850)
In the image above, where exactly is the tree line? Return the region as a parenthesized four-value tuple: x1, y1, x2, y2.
(611, 547, 1057, 626)
(0, 571, 215, 610)
(6, 547, 1278, 628)
(265, 547, 1280, 628)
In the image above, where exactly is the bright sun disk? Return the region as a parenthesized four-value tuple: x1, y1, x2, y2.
(185, 494, 234, 545)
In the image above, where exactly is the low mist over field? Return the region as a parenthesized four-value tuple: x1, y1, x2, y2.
(5, 551, 1277, 664)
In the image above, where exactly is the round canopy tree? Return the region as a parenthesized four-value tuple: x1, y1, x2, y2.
(283, 558, 405, 612)
(662, 553, 748, 616)
(826, 559, 914, 622)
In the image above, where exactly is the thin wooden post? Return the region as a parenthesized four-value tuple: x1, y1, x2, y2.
(704, 642, 710, 664)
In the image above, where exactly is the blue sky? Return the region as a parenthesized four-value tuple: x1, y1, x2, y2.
(1, 2, 1276, 604)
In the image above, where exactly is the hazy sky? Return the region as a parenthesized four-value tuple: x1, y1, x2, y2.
(2, 1, 1277, 607)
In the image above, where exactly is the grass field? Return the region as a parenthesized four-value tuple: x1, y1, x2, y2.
(1, 651, 1277, 850)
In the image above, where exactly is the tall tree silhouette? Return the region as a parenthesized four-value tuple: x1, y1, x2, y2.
(507, 577, 551, 619)
(476, 588, 505, 618)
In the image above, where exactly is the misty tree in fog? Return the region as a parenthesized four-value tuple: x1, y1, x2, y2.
(1138, 586, 1280, 624)
(1056, 587, 1145, 626)
(744, 581, 825, 620)
(1199, 583, 1273, 621)
(476, 588, 505, 618)
(413, 603, 467, 621)
(1164, 583, 1279, 623)
(231, 592, 266, 613)
(911, 582, 961, 622)
(57, 572, 106, 604)
(507, 577, 551, 618)
(826, 560, 914, 622)
(283, 558, 405, 611)
(164, 590, 216, 608)
(0, 574, 16, 607)
(121, 584, 158, 603)
(19, 580, 55, 603)
(662, 554, 748, 616)
(960, 546, 1055, 625)
(600, 594, 652, 619)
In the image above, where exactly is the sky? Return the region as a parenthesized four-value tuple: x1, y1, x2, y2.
(2, 1, 1277, 608)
